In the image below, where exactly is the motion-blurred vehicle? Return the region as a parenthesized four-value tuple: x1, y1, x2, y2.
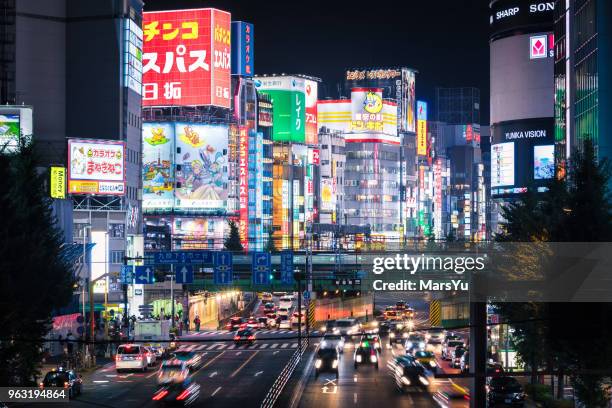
(262, 292, 273, 302)
(413, 350, 437, 370)
(384, 309, 401, 321)
(278, 315, 291, 330)
(404, 333, 426, 353)
(225, 317, 247, 331)
(234, 329, 256, 346)
(246, 317, 260, 330)
(277, 307, 290, 317)
(388, 355, 432, 392)
(153, 360, 200, 406)
(404, 307, 415, 319)
(487, 376, 525, 407)
(336, 318, 361, 338)
(361, 333, 382, 351)
(320, 320, 339, 334)
(388, 321, 410, 344)
(39, 368, 82, 399)
(144, 346, 157, 366)
(266, 313, 278, 328)
(443, 332, 461, 344)
(320, 333, 345, 353)
(171, 350, 203, 371)
(257, 317, 268, 329)
(354, 343, 379, 369)
(263, 302, 275, 313)
(272, 291, 286, 297)
(143, 343, 165, 359)
(426, 326, 446, 344)
(460, 350, 470, 373)
(290, 311, 306, 327)
(279, 296, 293, 309)
(314, 347, 340, 378)
(442, 340, 465, 360)
(115, 344, 148, 372)
(376, 316, 391, 335)
(451, 347, 466, 368)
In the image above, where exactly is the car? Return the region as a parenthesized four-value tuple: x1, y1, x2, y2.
(361, 333, 382, 351)
(426, 326, 446, 344)
(154, 360, 200, 405)
(278, 315, 291, 330)
(262, 292, 273, 302)
(116, 344, 148, 372)
(279, 296, 293, 309)
(277, 307, 290, 317)
(487, 361, 505, 375)
(291, 311, 305, 326)
(336, 318, 361, 338)
(234, 329, 256, 346)
(144, 346, 157, 366)
(376, 317, 391, 335)
(40, 368, 82, 399)
(404, 307, 415, 319)
(225, 317, 247, 331)
(314, 347, 340, 378)
(395, 301, 407, 311)
(413, 350, 438, 370)
(263, 302, 275, 312)
(257, 317, 268, 329)
(144, 343, 165, 359)
(320, 320, 339, 334)
(442, 340, 465, 360)
(384, 309, 401, 321)
(487, 376, 525, 407)
(354, 343, 379, 369)
(246, 317, 260, 330)
(460, 350, 469, 373)
(320, 333, 345, 353)
(388, 321, 410, 344)
(404, 333, 426, 353)
(266, 313, 278, 327)
(388, 355, 432, 392)
(443, 332, 461, 344)
(451, 347, 466, 368)
(272, 291, 286, 297)
(171, 351, 203, 371)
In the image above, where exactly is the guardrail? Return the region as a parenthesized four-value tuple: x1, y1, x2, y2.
(260, 338, 308, 408)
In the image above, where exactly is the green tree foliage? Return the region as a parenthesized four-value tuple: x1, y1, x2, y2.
(224, 220, 244, 251)
(0, 143, 74, 385)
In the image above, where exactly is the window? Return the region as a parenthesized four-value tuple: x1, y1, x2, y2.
(109, 223, 125, 238)
(110, 250, 125, 264)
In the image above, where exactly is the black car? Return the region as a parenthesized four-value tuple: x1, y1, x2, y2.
(388, 355, 431, 392)
(377, 317, 391, 335)
(488, 377, 525, 406)
(225, 317, 246, 331)
(388, 321, 410, 344)
(234, 329, 255, 346)
(314, 347, 340, 378)
(40, 368, 82, 399)
(354, 344, 379, 369)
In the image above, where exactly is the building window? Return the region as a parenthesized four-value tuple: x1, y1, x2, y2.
(109, 223, 125, 238)
(110, 250, 125, 264)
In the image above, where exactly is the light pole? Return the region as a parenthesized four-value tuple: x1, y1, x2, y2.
(81, 224, 91, 365)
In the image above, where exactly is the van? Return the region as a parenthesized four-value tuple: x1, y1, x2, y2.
(279, 296, 293, 309)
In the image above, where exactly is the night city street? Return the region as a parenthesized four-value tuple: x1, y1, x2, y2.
(1, 1, 612, 407)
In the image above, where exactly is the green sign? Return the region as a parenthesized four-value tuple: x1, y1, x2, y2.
(258, 89, 305, 143)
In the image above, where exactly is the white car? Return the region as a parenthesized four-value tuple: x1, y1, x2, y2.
(290, 312, 305, 326)
(262, 292, 273, 302)
(320, 333, 345, 353)
(115, 344, 148, 372)
(442, 340, 465, 360)
(426, 327, 446, 344)
(278, 316, 291, 330)
(277, 307, 290, 317)
(143, 346, 157, 366)
(336, 318, 361, 337)
(279, 296, 293, 309)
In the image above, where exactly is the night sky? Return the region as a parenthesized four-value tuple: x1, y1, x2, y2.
(144, 0, 491, 122)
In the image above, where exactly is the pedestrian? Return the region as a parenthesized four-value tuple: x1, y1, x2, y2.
(194, 315, 201, 332)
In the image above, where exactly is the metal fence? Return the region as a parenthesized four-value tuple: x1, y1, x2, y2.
(260, 338, 308, 408)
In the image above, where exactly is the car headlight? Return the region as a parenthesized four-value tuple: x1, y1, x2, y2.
(418, 376, 430, 386)
(332, 359, 338, 369)
(321, 341, 327, 347)
(397, 324, 403, 329)
(402, 332, 409, 338)
(356, 355, 362, 363)
(390, 332, 395, 338)
(370, 355, 377, 363)
(429, 361, 437, 368)
(419, 342, 425, 348)
(321, 326, 327, 332)
(400, 376, 411, 385)
(315, 359, 322, 368)
(407, 321, 414, 329)
(513, 393, 525, 400)
(333, 328, 340, 334)
(372, 321, 379, 327)
(425, 334, 431, 339)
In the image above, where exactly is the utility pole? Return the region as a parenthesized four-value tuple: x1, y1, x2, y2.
(470, 301, 487, 408)
(170, 265, 175, 328)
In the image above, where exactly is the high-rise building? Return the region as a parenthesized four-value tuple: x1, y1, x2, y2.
(554, 0, 612, 180)
(435, 87, 480, 125)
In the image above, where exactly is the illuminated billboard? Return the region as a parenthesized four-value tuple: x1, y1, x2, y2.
(50, 167, 66, 199)
(174, 123, 229, 210)
(0, 106, 33, 153)
(254, 76, 306, 143)
(402, 69, 416, 133)
(238, 127, 249, 249)
(534, 144, 554, 180)
(124, 18, 143, 94)
(143, 8, 231, 108)
(304, 79, 318, 145)
(142, 123, 174, 210)
(231, 21, 254, 77)
(68, 139, 125, 195)
(416, 101, 428, 156)
(320, 178, 336, 212)
(350, 88, 384, 133)
(491, 142, 515, 188)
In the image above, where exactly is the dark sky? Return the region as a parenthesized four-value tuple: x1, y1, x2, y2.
(144, 0, 491, 122)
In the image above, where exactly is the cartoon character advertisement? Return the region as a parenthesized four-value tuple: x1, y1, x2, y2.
(142, 122, 174, 210)
(174, 123, 228, 210)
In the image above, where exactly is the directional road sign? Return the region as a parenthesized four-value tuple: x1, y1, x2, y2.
(155, 251, 214, 264)
(214, 252, 233, 285)
(175, 264, 194, 284)
(303, 290, 310, 300)
(252, 252, 271, 285)
(280, 251, 294, 285)
(120, 265, 134, 284)
(135, 265, 154, 284)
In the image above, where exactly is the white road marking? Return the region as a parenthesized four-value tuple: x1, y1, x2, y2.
(259, 343, 269, 349)
(354, 393, 358, 404)
(273, 351, 280, 355)
(195, 344, 207, 351)
(211, 386, 222, 397)
(209, 371, 218, 378)
(291, 343, 298, 348)
(227, 344, 236, 350)
(254, 370, 263, 376)
(217, 344, 227, 350)
(281, 343, 289, 348)
(236, 351, 242, 356)
(270, 343, 279, 349)
(93, 380, 109, 383)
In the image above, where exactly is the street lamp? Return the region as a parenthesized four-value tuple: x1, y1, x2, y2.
(81, 224, 91, 366)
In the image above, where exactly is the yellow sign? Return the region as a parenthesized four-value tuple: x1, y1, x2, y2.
(50, 167, 66, 199)
(417, 119, 427, 156)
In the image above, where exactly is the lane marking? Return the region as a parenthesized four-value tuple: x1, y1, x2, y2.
(270, 343, 279, 349)
(236, 351, 242, 356)
(254, 371, 263, 376)
(211, 386, 222, 397)
(354, 392, 357, 404)
(281, 343, 289, 349)
(230, 351, 259, 378)
(209, 371, 218, 378)
(201, 351, 226, 369)
(291, 343, 298, 348)
(259, 343, 269, 349)
(93, 380, 109, 383)
(146, 370, 159, 379)
(227, 344, 236, 350)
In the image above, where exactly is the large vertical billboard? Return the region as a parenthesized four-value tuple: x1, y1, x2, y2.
(174, 123, 229, 210)
(402, 69, 416, 133)
(0, 106, 33, 153)
(124, 18, 143, 95)
(142, 123, 174, 210)
(304, 79, 318, 145)
(238, 126, 249, 249)
(231, 21, 254, 77)
(254, 76, 306, 143)
(68, 139, 125, 195)
(143, 8, 231, 107)
(416, 101, 428, 156)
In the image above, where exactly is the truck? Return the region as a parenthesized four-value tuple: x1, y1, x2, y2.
(133, 319, 174, 355)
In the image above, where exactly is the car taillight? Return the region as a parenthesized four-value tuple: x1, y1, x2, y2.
(176, 389, 190, 401)
(152, 390, 168, 401)
(226, 324, 232, 328)
(64, 382, 69, 388)
(234, 336, 240, 340)
(115, 355, 121, 362)
(248, 335, 255, 340)
(39, 383, 44, 389)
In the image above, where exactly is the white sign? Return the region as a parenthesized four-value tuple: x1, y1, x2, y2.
(492, 142, 515, 187)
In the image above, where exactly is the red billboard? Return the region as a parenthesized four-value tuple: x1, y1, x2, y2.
(143, 8, 231, 108)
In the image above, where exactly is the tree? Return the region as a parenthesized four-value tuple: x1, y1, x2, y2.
(0, 142, 74, 385)
(224, 220, 243, 251)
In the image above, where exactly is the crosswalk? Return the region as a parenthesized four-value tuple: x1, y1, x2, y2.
(185, 329, 320, 336)
(176, 342, 299, 352)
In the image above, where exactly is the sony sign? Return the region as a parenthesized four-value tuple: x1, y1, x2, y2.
(529, 2, 554, 13)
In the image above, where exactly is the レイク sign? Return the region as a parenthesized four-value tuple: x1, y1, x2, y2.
(142, 8, 231, 108)
(67, 139, 125, 195)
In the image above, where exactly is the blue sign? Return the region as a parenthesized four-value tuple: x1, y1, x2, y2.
(417, 100, 428, 121)
(155, 251, 214, 264)
(135, 266, 154, 284)
(120, 265, 134, 284)
(303, 290, 310, 300)
(252, 252, 271, 285)
(231, 22, 254, 77)
(214, 252, 233, 285)
(280, 251, 294, 285)
(175, 264, 194, 284)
